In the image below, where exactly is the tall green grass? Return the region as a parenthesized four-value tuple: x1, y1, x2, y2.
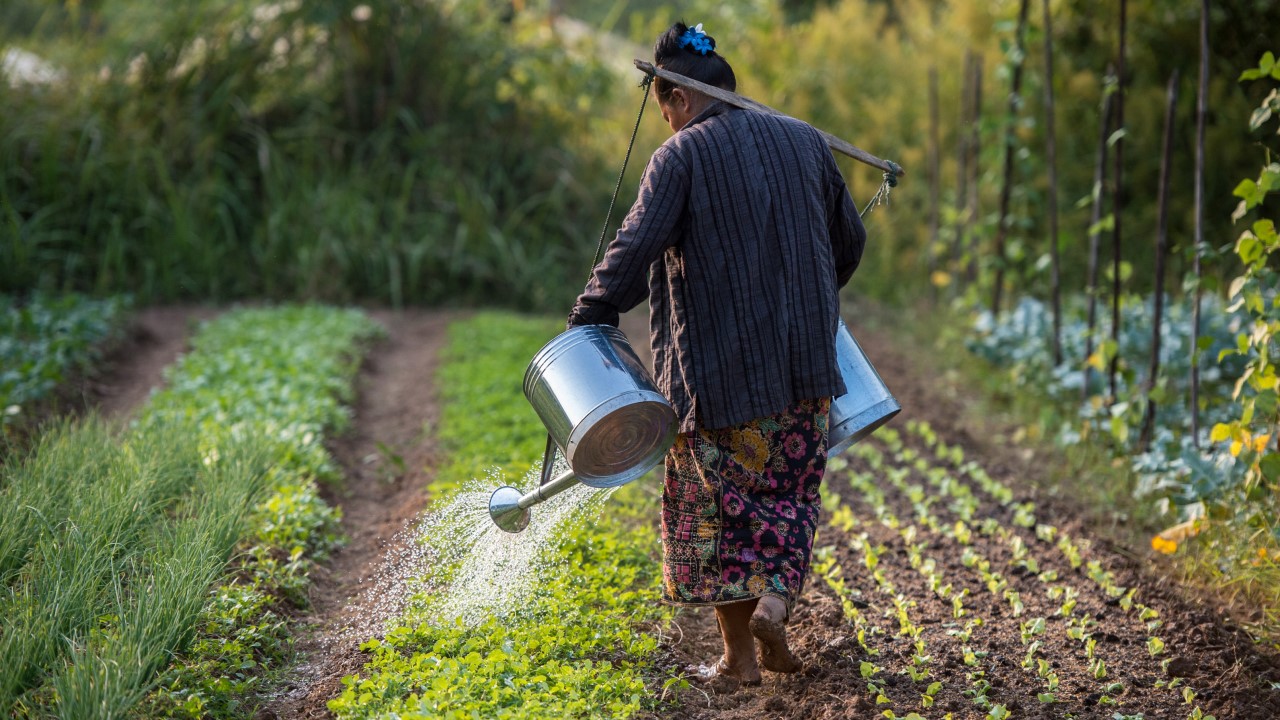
(1, 1, 617, 310)
(50, 451, 271, 718)
(0, 420, 220, 713)
(0, 305, 381, 718)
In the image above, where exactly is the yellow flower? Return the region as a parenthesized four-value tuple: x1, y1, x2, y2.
(1151, 535, 1177, 555)
(732, 428, 770, 474)
(1151, 518, 1205, 555)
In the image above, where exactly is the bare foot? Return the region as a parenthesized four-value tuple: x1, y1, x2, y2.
(750, 596, 803, 673)
(686, 656, 762, 692)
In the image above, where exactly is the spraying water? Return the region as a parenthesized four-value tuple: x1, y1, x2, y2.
(335, 459, 614, 642)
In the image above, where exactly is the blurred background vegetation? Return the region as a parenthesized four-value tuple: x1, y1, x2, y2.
(4, 0, 1276, 309)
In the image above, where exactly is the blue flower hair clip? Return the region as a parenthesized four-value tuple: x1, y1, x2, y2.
(679, 23, 715, 56)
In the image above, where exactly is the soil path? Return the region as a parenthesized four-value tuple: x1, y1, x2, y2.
(631, 305, 1280, 720)
(84, 306, 216, 423)
(260, 310, 451, 720)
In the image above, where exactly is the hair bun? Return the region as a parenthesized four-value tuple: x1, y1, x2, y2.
(678, 23, 716, 56)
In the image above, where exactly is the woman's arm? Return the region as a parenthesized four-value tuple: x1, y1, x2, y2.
(568, 146, 690, 327)
(826, 157, 867, 288)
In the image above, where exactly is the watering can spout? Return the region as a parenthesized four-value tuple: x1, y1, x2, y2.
(488, 468, 580, 533)
(490, 325, 678, 532)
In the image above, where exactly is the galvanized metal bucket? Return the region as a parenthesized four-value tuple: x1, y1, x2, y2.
(523, 325, 677, 488)
(828, 319, 901, 456)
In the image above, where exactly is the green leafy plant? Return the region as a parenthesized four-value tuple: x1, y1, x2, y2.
(1213, 50, 1280, 520)
(0, 305, 379, 717)
(328, 313, 674, 720)
(0, 294, 129, 430)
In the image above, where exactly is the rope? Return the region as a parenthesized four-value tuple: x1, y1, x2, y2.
(588, 75, 653, 280)
(860, 160, 902, 218)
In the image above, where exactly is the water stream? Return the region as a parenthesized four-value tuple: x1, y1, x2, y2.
(338, 460, 614, 642)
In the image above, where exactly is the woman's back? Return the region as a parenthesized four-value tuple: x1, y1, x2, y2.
(646, 103, 864, 431)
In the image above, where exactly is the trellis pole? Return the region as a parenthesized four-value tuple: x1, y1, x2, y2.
(1108, 0, 1128, 403)
(1042, 0, 1063, 365)
(1140, 70, 1181, 450)
(1190, 0, 1209, 448)
(990, 0, 1030, 317)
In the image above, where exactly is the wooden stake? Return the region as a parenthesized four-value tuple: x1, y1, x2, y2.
(990, 0, 1030, 317)
(966, 54, 984, 285)
(928, 65, 941, 292)
(1190, 0, 1209, 448)
(1109, 0, 1127, 403)
(1139, 69, 1180, 450)
(1043, 0, 1063, 365)
(954, 50, 974, 285)
(1082, 71, 1115, 404)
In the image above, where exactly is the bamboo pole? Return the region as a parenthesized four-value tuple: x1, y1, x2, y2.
(928, 65, 941, 293)
(1190, 0, 1209, 448)
(1139, 70, 1180, 450)
(966, 55, 984, 285)
(1042, 0, 1062, 365)
(1082, 72, 1115, 404)
(633, 59, 905, 176)
(1109, 0, 1127, 403)
(990, 0, 1030, 317)
(954, 51, 974, 285)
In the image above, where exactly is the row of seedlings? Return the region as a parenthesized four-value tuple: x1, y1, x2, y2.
(0, 306, 381, 718)
(902, 421, 1200, 711)
(830, 452, 1018, 717)
(860, 420, 1214, 719)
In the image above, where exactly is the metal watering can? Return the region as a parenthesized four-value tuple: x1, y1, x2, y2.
(488, 319, 899, 532)
(828, 318, 901, 456)
(489, 325, 678, 532)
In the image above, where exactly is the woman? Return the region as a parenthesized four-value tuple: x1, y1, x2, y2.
(568, 21, 866, 687)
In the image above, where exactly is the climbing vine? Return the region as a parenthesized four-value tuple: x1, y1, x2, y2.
(1212, 51, 1280, 510)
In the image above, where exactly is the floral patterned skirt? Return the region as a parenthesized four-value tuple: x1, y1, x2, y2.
(660, 397, 830, 614)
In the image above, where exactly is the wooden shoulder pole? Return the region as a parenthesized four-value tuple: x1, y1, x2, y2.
(634, 59, 905, 177)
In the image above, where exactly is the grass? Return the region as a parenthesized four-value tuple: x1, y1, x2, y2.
(1, 2, 619, 311)
(329, 312, 679, 719)
(0, 305, 381, 718)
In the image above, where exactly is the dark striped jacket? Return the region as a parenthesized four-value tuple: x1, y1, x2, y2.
(569, 101, 866, 432)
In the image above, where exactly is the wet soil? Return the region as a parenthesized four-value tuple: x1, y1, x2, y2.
(641, 305, 1280, 720)
(259, 311, 452, 719)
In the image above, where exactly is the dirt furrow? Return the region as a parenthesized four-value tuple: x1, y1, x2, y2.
(260, 311, 451, 719)
(85, 306, 217, 423)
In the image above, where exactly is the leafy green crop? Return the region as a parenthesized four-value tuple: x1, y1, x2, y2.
(138, 306, 381, 718)
(1214, 50, 1280, 526)
(0, 305, 379, 718)
(0, 294, 129, 429)
(967, 294, 1256, 522)
(330, 312, 676, 720)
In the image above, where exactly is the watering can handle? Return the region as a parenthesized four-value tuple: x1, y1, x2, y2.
(538, 433, 558, 487)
